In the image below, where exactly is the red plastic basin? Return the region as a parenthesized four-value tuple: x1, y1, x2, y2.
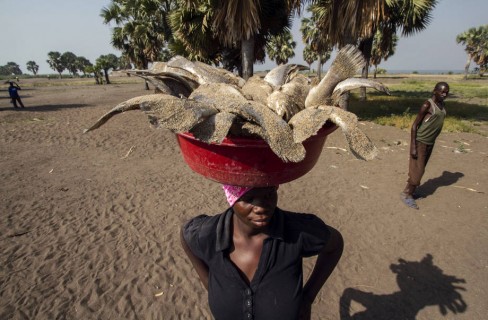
(176, 122, 338, 187)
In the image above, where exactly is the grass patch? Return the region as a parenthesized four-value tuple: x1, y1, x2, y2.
(348, 77, 488, 135)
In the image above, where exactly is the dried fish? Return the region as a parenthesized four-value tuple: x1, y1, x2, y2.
(86, 46, 390, 163)
(332, 78, 391, 104)
(264, 64, 309, 89)
(305, 45, 366, 108)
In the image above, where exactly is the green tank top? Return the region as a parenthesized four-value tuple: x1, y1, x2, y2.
(416, 99, 446, 145)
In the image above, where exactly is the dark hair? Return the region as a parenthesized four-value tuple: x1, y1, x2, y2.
(434, 82, 449, 91)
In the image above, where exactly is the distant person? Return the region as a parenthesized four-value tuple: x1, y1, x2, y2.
(8, 81, 25, 108)
(400, 82, 450, 209)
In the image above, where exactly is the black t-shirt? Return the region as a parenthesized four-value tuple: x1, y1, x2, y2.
(183, 207, 331, 320)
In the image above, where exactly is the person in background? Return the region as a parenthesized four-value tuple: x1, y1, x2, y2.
(8, 81, 25, 108)
(181, 185, 343, 320)
(401, 82, 450, 209)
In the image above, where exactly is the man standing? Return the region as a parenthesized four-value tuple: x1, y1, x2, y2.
(401, 82, 450, 209)
(8, 81, 25, 108)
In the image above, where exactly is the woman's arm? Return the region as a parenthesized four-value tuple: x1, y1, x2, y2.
(180, 227, 210, 290)
(300, 226, 344, 319)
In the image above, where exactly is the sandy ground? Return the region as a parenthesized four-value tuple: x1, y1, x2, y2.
(1, 77, 487, 319)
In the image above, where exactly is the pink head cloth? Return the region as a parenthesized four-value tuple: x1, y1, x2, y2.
(222, 185, 253, 207)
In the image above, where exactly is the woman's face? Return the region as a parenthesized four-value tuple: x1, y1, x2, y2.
(233, 186, 278, 229)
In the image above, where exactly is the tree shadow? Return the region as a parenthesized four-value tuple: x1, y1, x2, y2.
(349, 98, 488, 122)
(339, 254, 467, 320)
(415, 171, 464, 199)
(0, 104, 90, 112)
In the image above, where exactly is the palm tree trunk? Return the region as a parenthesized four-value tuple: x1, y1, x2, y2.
(241, 37, 254, 81)
(464, 54, 471, 80)
(337, 40, 356, 111)
(338, 92, 350, 110)
(359, 37, 373, 101)
(317, 59, 322, 80)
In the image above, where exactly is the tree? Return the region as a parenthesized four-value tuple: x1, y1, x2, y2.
(61, 52, 79, 76)
(266, 30, 296, 65)
(317, 51, 331, 78)
(456, 25, 488, 79)
(158, 48, 174, 62)
(26, 61, 40, 75)
(47, 51, 65, 78)
(85, 65, 104, 84)
(311, 0, 437, 99)
(370, 29, 398, 78)
(101, 0, 174, 69)
(303, 44, 318, 74)
(168, 2, 227, 65)
(96, 54, 119, 84)
(118, 53, 133, 70)
(181, 0, 306, 80)
(300, 11, 332, 80)
(0, 62, 22, 75)
(75, 56, 93, 76)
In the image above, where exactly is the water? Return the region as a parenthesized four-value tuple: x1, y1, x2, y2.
(384, 69, 465, 75)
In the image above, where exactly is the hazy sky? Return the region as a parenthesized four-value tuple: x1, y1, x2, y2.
(1, 0, 486, 75)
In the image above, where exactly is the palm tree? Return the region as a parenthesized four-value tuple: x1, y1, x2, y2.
(101, 0, 174, 69)
(311, 0, 437, 99)
(317, 51, 331, 78)
(266, 30, 296, 65)
(456, 25, 488, 79)
(96, 54, 119, 84)
(211, 0, 260, 79)
(370, 29, 398, 78)
(300, 11, 332, 80)
(168, 2, 224, 64)
(182, 0, 306, 80)
(303, 45, 318, 74)
(118, 53, 133, 70)
(47, 51, 65, 78)
(26, 61, 39, 75)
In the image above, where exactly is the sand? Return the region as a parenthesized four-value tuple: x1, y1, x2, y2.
(1, 77, 487, 319)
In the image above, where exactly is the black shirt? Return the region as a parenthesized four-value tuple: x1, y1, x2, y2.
(183, 207, 331, 320)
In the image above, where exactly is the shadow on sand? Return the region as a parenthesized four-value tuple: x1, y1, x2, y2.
(0, 104, 90, 112)
(415, 171, 464, 199)
(339, 254, 467, 320)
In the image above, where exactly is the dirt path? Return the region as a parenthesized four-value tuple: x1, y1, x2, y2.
(1, 79, 487, 319)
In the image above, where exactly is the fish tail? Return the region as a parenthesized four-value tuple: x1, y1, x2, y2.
(83, 101, 141, 133)
(329, 44, 366, 81)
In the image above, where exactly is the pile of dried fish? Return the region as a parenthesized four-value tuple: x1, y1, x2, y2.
(85, 45, 390, 162)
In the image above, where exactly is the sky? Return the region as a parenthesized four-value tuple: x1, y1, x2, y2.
(1, 0, 487, 75)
